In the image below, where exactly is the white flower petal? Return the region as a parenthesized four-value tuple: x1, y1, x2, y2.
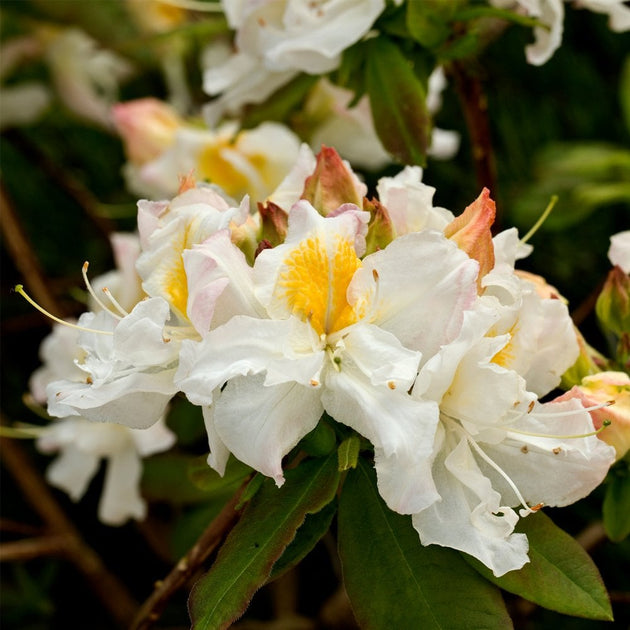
(45, 444, 99, 502)
(98, 447, 145, 525)
(214, 374, 323, 485)
(412, 434, 530, 577)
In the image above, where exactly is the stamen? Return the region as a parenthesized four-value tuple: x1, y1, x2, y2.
(520, 195, 558, 244)
(508, 418, 612, 440)
(14, 285, 114, 336)
(157, 0, 224, 11)
(102, 287, 129, 317)
(529, 400, 613, 417)
(0, 424, 46, 439)
(82, 262, 122, 320)
(467, 436, 539, 516)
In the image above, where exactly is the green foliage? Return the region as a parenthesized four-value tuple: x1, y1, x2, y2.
(603, 459, 630, 542)
(365, 37, 431, 166)
(465, 512, 613, 621)
(338, 460, 512, 629)
(188, 454, 340, 629)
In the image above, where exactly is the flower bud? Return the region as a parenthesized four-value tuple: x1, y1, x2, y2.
(112, 98, 182, 164)
(596, 266, 630, 339)
(556, 371, 630, 460)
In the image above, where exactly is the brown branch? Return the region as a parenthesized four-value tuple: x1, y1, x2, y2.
(2, 129, 114, 241)
(0, 432, 138, 628)
(449, 62, 500, 228)
(131, 481, 249, 630)
(0, 183, 68, 318)
(0, 534, 71, 562)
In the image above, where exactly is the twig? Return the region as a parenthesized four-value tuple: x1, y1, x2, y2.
(0, 534, 71, 562)
(0, 432, 138, 628)
(2, 129, 114, 241)
(575, 520, 607, 552)
(0, 184, 67, 318)
(131, 481, 249, 630)
(449, 62, 500, 228)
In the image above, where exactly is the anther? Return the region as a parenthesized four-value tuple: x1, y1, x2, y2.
(387, 381, 396, 390)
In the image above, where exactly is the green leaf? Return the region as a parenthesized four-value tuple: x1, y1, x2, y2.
(189, 454, 340, 629)
(142, 454, 226, 504)
(270, 499, 337, 580)
(619, 56, 630, 134)
(240, 74, 318, 129)
(337, 436, 361, 471)
(603, 463, 630, 542)
(407, 1, 455, 49)
(338, 460, 512, 629)
(188, 456, 253, 494)
(465, 512, 613, 621)
(365, 37, 431, 166)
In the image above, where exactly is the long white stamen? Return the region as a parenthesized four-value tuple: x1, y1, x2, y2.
(520, 195, 558, 244)
(14, 285, 114, 336)
(82, 262, 122, 320)
(102, 287, 129, 317)
(507, 419, 612, 440)
(528, 400, 613, 417)
(466, 435, 538, 516)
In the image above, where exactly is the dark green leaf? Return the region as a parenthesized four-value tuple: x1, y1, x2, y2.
(365, 37, 431, 166)
(603, 463, 630, 542)
(270, 499, 337, 580)
(465, 512, 613, 621)
(338, 460, 512, 629)
(300, 418, 337, 457)
(189, 454, 340, 630)
(241, 74, 318, 129)
(142, 454, 226, 504)
(188, 456, 253, 494)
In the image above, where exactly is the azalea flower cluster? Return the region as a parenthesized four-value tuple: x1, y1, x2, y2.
(25, 145, 620, 575)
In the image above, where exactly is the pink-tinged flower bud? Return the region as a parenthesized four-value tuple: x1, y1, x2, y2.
(596, 266, 630, 339)
(556, 372, 630, 460)
(444, 188, 496, 288)
(301, 146, 365, 216)
(112, 98, 182, 164)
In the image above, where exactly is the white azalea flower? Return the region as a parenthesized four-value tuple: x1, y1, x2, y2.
(136, 185, 250, 325)
(203, 0, 385, 121)
(46, 299, 179, 429)
(176, 201, 479, 512)
(491, 0, 630, 65)
(376, 166, 455, 236)
(405, 287, 615, 576)
(43, 28, 133, 128)
(37, 416, 175, 525)
(31, 321, 175, 525)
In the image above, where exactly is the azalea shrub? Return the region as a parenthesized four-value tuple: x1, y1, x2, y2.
(1, 1, 629, 629)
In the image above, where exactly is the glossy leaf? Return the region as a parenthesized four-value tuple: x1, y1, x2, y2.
(270, 499, 337, 581)
(465, 512, 613, 621)
(603, 464, 630, 542)
(189, 454, 340, 630)
(365, 37, 430, 166)
(338, 460, 512, 629)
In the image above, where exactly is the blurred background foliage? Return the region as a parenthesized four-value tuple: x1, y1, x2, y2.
(1, 1, 629, 628)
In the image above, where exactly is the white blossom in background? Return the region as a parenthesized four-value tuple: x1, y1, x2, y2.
(608, 230, 630, 273)
(31, 323, 175, 525)
(491, 0, 630, 65)
(43, 27, 133, 129)
(113, 98, 301, 202)
(203, 0, 386, 123)
(0, 36, 51, 130)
